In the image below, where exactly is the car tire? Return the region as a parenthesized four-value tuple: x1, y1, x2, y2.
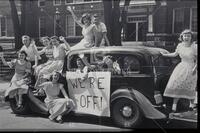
(111, 98, 143, 128)
(9, 95, 31, 115)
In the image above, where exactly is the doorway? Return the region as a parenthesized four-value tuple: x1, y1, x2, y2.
(125, 22, 147, 41)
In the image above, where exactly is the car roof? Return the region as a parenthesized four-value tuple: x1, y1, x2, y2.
(69, 45, 169, 56)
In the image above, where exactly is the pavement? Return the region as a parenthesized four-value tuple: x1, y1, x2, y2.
(0, 79, 10, 102)
(0, 79, 197, 130)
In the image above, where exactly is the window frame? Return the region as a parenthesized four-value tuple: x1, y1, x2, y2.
(190, 7, 197, 32)
(65, 15, 76, 37)
(172, 7, 197, 34)
(38, 0, 45, 7)
(39, 17, 46, 37)
(0, 16, 7, 37)
(53, 0, 61, 6)
(65, 0, 74, 5)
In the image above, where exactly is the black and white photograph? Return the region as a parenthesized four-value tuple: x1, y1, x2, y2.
(0, 0, 197, 132)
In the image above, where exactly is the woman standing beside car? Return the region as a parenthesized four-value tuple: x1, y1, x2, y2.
(160, 29, 197, 113)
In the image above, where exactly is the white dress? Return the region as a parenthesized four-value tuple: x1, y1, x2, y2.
(42, 82, 73, 120)
(4, 60, 31, 98)
(71, 24, 95, 50)
(34, 47, 54, 77)
(163, 43, 197, 99)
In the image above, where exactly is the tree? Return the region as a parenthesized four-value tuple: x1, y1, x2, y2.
(9, 0, 36, 50)
(9, 0, 22, 50)
(102, 0, 131, 46)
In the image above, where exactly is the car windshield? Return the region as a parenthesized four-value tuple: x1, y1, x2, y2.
(153, 55, 175, 74)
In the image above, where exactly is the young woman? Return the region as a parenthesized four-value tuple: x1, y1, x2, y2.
(76, 58, 89, 81)
(34, 36, 71, 89)
(67, 6, 95, 50)
(39, 71, 75, 123)
(0, 51, 31, 108)
(34, 36, 54, 77)
(160, 29, 197, 112)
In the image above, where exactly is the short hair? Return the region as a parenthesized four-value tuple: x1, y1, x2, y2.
(18, 50, 28, 61)
(22, 35, 30, 40)
(50, 36, 59, 40)
(49, 71, 61, 82)
(93, 13, 99, 17)
(76, 57, 84, 65)
(19, 50, 27, 57)
(81, 13, 91, 24)
(178, 29, 194, 42)
(41, 36, 50, 42)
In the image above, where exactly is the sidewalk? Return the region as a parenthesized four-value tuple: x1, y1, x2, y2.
(0, 79, 10, 106)
(0, 79, 10, 92)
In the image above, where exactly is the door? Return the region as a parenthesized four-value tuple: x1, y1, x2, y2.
(126, 23, 136, 41)
(125, 22, 147, 41)
(138, 22, 147, 41)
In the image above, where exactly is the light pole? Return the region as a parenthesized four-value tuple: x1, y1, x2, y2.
(55, 8, 61, 36)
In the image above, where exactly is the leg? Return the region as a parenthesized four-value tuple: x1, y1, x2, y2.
(172, 98, 179, 112)
(56, 115, 63, 124)
(189, 99, 195, 109)
(17, 94, 23, 108)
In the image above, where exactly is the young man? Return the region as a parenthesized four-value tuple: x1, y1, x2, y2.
(20, 35, 41, 68)
(92, 14, 110, 47)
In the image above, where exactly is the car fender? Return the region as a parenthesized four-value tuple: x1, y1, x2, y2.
(111, 88, 166, 119)
(27, 89, 49, 115)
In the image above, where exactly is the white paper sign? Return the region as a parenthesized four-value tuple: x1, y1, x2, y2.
(66, 72, 111, 117)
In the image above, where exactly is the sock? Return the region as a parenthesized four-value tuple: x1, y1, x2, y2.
(189, 103, 195, 108)
(172, 104, 177, 111)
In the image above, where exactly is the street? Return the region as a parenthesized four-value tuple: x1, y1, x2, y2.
(0, 80, 197, 131)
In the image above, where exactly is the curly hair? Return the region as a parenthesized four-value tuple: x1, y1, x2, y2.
(81, 13, 91, 24)
(178, 29, 194, 42)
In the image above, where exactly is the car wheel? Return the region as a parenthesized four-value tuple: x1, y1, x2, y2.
(111, 98, 143, 128)
(9, 95, 31, 115)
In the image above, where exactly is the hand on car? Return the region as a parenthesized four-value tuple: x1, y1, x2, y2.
(32, 64, 37, 69)
(0, 52, 4, 58)
(67, 6, 73, 12)
(192, 68, 197, 75)
(59, 36, 65, 42)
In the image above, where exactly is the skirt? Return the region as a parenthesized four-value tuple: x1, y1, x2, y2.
(34, 60, 53, 77)
(4, 79, 28, 98)
(71, 39, 94, 50)
(164, 62, 197, 99)
(45, 98, 74, 120)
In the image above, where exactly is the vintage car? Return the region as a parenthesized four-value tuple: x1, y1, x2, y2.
(5, 45, 186, 128)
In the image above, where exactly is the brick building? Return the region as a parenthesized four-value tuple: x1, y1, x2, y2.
(0, 0, 197, 47)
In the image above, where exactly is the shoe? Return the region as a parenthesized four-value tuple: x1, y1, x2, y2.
(188, 107, 194, 111)
(171, 109, 177, 113)
(17, 104, 23, 109)
(56, 115, 64, 124)
(49, 119, 57, 123)
(57, 118, 63, 124)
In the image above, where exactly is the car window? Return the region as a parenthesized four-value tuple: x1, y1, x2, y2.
(91, 52, 122, 75)
(69, 54, 90, 71)
(122, 56, 141, 74)
(154, 56, 171, 67)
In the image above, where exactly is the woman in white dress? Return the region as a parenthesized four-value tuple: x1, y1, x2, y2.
(67, 6, 95, 50)
(76, 57, 89, 81)
(0, 51, 31, 108)
(34, 36, 54, 77)
(34, 36, 71, 90)
(160, 29, 197, 112)
(39, 71, 75, 123)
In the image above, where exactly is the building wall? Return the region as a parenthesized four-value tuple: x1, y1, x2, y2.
(0, 0, 197, 48)
(147, 0, 197, 46)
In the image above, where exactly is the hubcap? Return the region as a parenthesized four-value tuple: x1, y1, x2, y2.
(121, 106, 132, 117)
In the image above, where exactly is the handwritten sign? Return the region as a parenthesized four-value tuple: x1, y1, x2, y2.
(66, 72, 111, 117)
